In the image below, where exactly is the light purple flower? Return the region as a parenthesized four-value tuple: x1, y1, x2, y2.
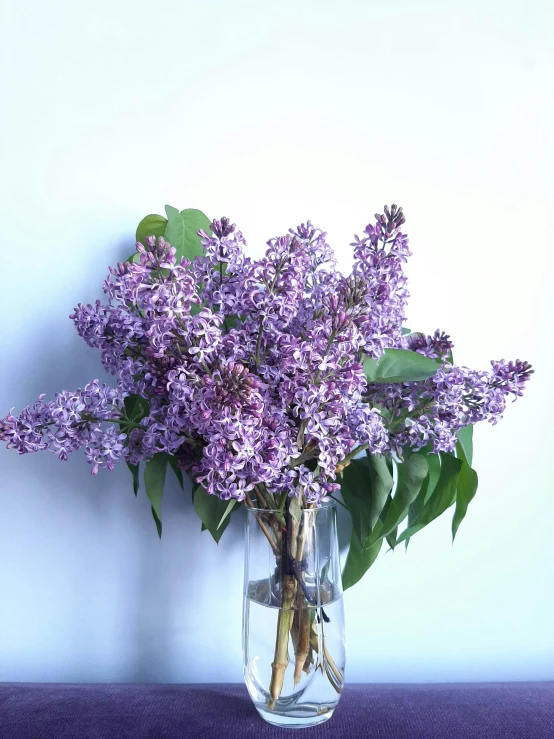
(1, 208, 533, 501)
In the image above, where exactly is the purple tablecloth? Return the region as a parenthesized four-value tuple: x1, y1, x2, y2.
(0, 682, 552, 738)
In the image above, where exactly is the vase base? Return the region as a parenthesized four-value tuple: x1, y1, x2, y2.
(255, 703, 335, 729)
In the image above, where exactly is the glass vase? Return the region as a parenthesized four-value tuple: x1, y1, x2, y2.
(243, 501, 345, 729)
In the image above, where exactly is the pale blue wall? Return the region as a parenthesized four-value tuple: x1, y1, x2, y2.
(0, 0, 553, 683)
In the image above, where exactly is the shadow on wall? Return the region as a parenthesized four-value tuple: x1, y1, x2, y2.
(0, 232, 354, 683)
(0, 235, 209, 682)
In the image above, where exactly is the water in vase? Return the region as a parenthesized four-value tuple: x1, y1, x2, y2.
(244, 578, 345, 728)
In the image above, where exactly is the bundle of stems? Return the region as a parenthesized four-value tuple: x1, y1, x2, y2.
(245, 485, 344, 711)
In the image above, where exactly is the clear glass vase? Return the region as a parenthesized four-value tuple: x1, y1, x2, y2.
(243, 501, 345, 729)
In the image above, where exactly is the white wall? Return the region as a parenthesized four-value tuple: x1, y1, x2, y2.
(0, 0, 552, 683)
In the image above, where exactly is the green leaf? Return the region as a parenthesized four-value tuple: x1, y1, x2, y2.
(164, 206, 184, 254)
(165, 204, 180, 218)
(342, 536, 383, 590)
(340, 459, 372, 546)
(397, 453, 463, 545)
(126, 462, 140, 496)
(401, 327, 412, 336)
(120, 395, 149, 497)
(457, 425, 474, 466)
(136, 214, 168, 244)
(180, 207, 211, 236)
(217, 499, 238, 530)
(340, 455, 393, 546)
(403, 452, 441, 548)
(450, 427, 477, 540)
(151, 506, 162, 539)
(452, 460, 478, 541)
(167, 456, 185, 489)
(123, 394, 150, 423)
(193, 485, 233, 543)
(164, 206, 211, 264)
(366, 454, 394, 529)
(289, 495, 302, 525)
(386, 527, 398, 550)
(144, 453, 168, 522)
(373, 454, 429, 542)
(422, 453, 442, 504)
(363, 349, 439, 384)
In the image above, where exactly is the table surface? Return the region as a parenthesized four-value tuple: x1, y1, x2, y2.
(1, 682, 553, 739)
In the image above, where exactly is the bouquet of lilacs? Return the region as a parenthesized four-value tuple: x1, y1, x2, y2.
(1, 203, 532, 557)
(1, 204, 532, 711)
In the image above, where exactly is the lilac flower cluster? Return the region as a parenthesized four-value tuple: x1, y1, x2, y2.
(1, 382, 126, 474)
(350, 204, 411, 357)
(402, 330, 454, 361)
(0, 206, 533, 504)
(365, 358, 534, 455)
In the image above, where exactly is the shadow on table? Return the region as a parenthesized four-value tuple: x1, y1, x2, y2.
(193, 685, 255, 716)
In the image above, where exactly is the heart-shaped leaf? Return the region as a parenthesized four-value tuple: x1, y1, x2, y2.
(289, 494, 302, 525)
(123, 394, 150, 423)
(144, 453, 168, 531)
(452, 460, 478, 540)
(422, 453, 442, 505)
(457, 425, 474, 466)
(372, 454, 429, 542)
(168, 455, 185, 490)
(193, 484, 234, 543)
(340, 455, 393, 546)
(136, 214, 168, 245)
(217, 499, 238, 530)
(403, 452, 441, 549)
(397, 453, 462, 545)
(151, 506, 162, 539)
(126, 462, 140, 496)
(366, 454, 394, 529)
(340, 459, 372, 546)
(364, 349, 439, 384)
(342, 536, 383, 591)
(121, 395, 150, 497)
(386, 527, 398, 550)
(164, 206, 211, 264)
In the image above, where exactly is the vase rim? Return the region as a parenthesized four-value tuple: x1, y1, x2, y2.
(243, 499, 336, 515)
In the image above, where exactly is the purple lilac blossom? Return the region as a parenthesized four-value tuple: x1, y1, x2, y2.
(0, 208, 533, 502)
(350, 204, 411, 357)
(403, 330, 454, 361)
